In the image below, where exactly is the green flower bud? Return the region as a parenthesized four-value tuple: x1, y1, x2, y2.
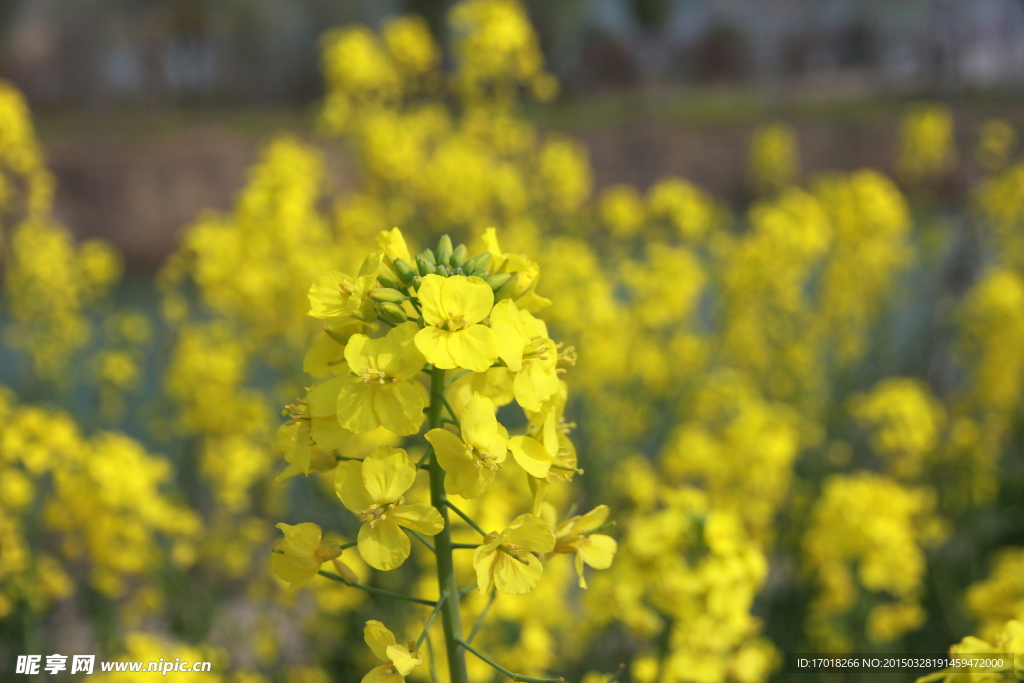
(436, 234, 453, 258)
(436, 246, 452, 268)
(416, 254, 434, 276)
(450, 244, 468, 267)
(377, 272, 401, 290)
(463, 252, 491, 273)
(492, 273, 519, 302)
(393, 258, 417, 284)
(469, 269, 489, 279)
(380, 302, 408, 324)
(453, 267, 465, 276)
(485, 272, 513, 291)
(421, 248, 437, 265)
(369, 288, 406, 304)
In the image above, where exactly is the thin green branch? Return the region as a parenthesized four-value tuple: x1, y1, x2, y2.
(335, 455, 364, 462)
(466, 589, 497, 645)
(459, 582, 478, 599)
(416, 445, 435, 469)
(316, 571, 436, 606)
(451, 543, 479, 549)
(444, 501, 488, 537)
(582, 522, 616, 537)
(415, 592, 447, 651)
(440, 395, 461, 428)
(455, 639, 564, 683)
(425, 634, 440, 683)
(376, 315, 396, 327)
(444, 369, 472, 387)
(408, 528, 436, 552)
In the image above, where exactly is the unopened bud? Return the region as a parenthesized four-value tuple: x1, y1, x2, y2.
(421, 248, 437, 266)
(416, 254, 434, 277)
(486, 272, 513, 291)
(393, 258, 417, 284)
(492, 274, 519, 302)
(331, 558, 359, 585)
(464, 252, 491, 273)
(369, 288, 406, 304)
(376, 272, 401, 290)
(436, 235, 453, 260)
(450, 244, 468, 267)
(469, 269, 489, 279)
(453, 267, 465, 276)
(380, 302, 408, 324)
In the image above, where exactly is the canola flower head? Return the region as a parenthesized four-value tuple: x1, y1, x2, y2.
(272, 522, 344, 594)
(362, 620, 423, 682)
(426, 392, 509, 498)
(474, 513, 555, 595)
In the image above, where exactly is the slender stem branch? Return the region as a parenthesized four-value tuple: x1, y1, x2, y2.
(416, 591, 447, 651)
(444, 501, 488, 537)
(445, 369, 472, 387)
(335, 455, 364, 462)
(581, 521, 615, 537)
(451, 543, 479, 549)
(317, 571, 436, 606)
(425, 635, 440, 683)
(440, 395, 461, 427)
(467, 589, 497, 645)
(416, 445, 435, 468)
(427, 365, 471, 683)
(456, 639, 564, 683)
(408, 529, 436, 552)
(459, 582, 478, 598)
(339, 540, 358, 550)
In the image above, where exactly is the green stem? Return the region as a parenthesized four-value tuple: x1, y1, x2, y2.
(444, 500, 488, 537)
(316, 571, 436, 606)
(455, 639, 564, 683)
(408, 529, 436, 552)
(467, 588, 497, 645)
(427, 365, 471, 683)
(445, 369, 472, 387)
(440, 395, 461, 427)
(416, 591, 447, 651)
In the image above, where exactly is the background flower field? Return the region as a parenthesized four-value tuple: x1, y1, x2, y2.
(1, 1, 1024, 681)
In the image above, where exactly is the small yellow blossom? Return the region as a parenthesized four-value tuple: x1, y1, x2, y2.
(271, 522, 343, 594)
(308, 251, 383, 321)
(335, 446, 443, 570)
(552, 505, 617, 589)
(474, 513, 554, 595)
(415, 274, 498, 372)
(425, 392, 508, 497)
(361, 620, 423, 683)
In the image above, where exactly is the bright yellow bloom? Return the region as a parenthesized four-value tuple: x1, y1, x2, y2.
(414, 274, 498, 372)
(335, 446, 443, 570)
(336, 323, 427, 435)
(361, 620, 423, 683)
(490, 299, 560, 411)
(308, 251, 382, 321)
(271, 523, 343, 594)
(425, 392, 508, 497)
(473, 513, 554, 595)
(552, 505, 617, 589)
(276, 379, 353, 482)
(481, 227, 550, 311)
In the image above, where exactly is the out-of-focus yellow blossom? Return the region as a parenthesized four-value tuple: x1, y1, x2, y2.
(898, 104, 956, 182)
(91, 633, 223, 683)
(337, 323, 428, 435)
(335, 446, 443, 570)
(648, 177, 722, 241)
(308, 251, 382, 322)
(362, 620, 423, 683)
(977, 162, 1024, 273)
(966, 548, 1024, 641)
(977, 119, 1016, 173)
(271, 522, 344, 594)
(747, 123, 799, 193)
(415, 274, 498, 372)
(851, 378, 944, 480)
(426, 392, 509, 498)
(620, 244, 705, 329)
(803, 472, 947, 649)
(474, 513, 555, 595)
(599, 184, 646, 238)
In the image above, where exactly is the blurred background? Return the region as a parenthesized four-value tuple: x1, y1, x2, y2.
(2, 1, 1024, 682)
(2, 0, 1024, 267)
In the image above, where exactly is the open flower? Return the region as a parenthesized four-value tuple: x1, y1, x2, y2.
(276, 381, 352, 482)
(271, 522, 344, 593)
(424, 392, 508, 498)
(414, 274, 498, 372)
(361, 620, 423, 683)
(473, 513, 554, 595)
(552, 505, 617, 588)
(335, 446, 444, 570)
(481, 227, 550, 311)
(490, 299, 560, 411)
(308, 251, 382, 321)
(336, 322, 427, 435)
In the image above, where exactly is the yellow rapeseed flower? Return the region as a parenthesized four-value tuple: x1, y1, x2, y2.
(361, 620, 423, 683)
(335, 446, 443, 570)
(474, 513, 554, 595)
(271, 522, 343, 594)
(552, 505, 617, 589)
(425, 392, 508, 497)
(308, 251, 382, 321)
(414, 274, 498, 372)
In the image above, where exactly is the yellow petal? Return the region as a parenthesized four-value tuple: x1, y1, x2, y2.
(358, 519, 411, 571)
(461, 393, 498, 450)
(509, 436, 553, 479)
(363, 620, 398, 662)
(391, 503, 445, 535)
(374, 382, 426, 436)
(379, 323, 426, 381)
(378, 227, 411, 264)
(309, 376, 347, 416)
(440, 275, 493, 325)
(344, 333, 375, 375)
(579, 534, 617, 570)
(275, 522, 322, 556)
(387, 645, 420, 677)
(416, 274, 447, 328)
(473, 547, 499, 595)
(337, 382, 380, 433)
(425, 428, 469, 468)
(426, 428, 492, 498)
(303, 332, 346, 377)
(507, 513, 555, 553)
(360, 664, 404, 683)
(335, 461, 373, 513)
(271, 552, 319, 594)
(574, 505, 610, 534)
(308, 271, 352, 318)
(493, 552, 544, 594)
(362, 446, 416, 503)
(489, 299, 526, 371)
(311, 415, 351, 450)
(513, 361, 559, 413)
(415, 327, 457, 369)
(447, 325, 499, 373)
